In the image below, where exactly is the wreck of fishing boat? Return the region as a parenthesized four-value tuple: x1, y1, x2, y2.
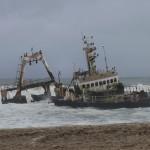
(1, 50, 55, 104)
(52, 35, 150, 109)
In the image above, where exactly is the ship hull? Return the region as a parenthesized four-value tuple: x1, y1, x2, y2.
(52, 96, 150, 109)
(1, 96, 27, 104)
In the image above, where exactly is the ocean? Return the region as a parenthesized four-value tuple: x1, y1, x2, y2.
(0, 77, 150, 129)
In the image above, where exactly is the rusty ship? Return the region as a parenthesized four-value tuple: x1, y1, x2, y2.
(52, 35, 150, 109)
(1, 50, 55, 104)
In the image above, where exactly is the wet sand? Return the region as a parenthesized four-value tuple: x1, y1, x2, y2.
(0, 123, 150, 150)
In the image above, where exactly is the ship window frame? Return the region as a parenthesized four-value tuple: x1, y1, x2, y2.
(91, 83, 94, 87)
(110, 79, 113, 83)
(103, 81, 106, 85)
(114, 78, 117, 82)
(99, 81, 102, 86)
(87, 84, 90, 88)
(107, 80, 109, 84)
(82, 84, 85, 88)
(95, 82, 98, 87)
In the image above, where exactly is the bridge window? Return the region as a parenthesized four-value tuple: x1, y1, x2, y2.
(95, 82, 98, 86)
(87, 84, 90, 88)
(82, 85, 85, 88)
(111, 79, 113, 83)
(107, 80, 109, 84)
(99, 81, 102, 86)
(114, 78, 117, 82)
(103, 81, 106, 85)
(91, 83, 94, 87)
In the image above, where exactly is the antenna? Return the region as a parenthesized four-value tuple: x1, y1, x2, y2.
(58, 71, 61, 84)
(102, 45, 108, 71)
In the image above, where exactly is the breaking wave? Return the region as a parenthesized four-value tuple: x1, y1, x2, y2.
(0, 85, 56, 102)
(0, 80, 150, 128)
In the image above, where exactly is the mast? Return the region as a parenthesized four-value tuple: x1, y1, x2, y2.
(102, 45, 108, 71)
(82, 35, 98, 75)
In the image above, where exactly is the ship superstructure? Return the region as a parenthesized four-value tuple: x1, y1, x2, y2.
(73, 35, 119, 92)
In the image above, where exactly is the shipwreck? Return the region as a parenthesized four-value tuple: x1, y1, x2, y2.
(1, 50, 55, 104)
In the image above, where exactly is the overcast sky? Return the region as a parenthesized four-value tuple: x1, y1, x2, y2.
(0, 0, 150, 79)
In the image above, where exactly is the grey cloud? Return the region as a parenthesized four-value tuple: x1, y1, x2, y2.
(0, 0, 150, 79)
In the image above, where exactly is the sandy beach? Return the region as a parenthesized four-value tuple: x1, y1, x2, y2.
(0, 123, 150, 150)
